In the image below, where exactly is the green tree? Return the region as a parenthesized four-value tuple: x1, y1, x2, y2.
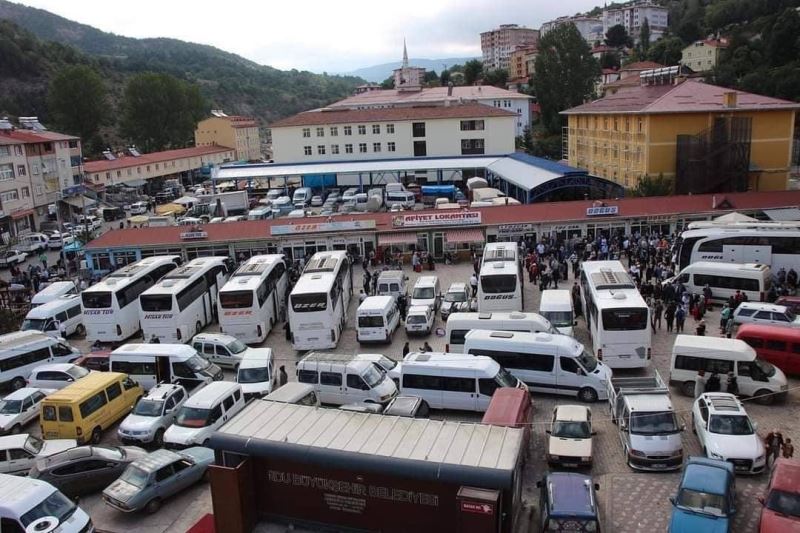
(440, 69, 451, 86)
(423, 70, 439, 86)
(765, 8, 800, 67)
(534, 23, 601, 134)
(647, 36, 685, 66)
(482, 68, 508, 87)
(676, 20, 702, 43)
(380, 75, 395, 89)
(640, 18, 651, 54)
(120, 72, 207, 152)
(600, 51, 621, 69)
(47, 65, 107, 148)
(605, 24, 632, 48)
(630, 173, 673, 197)
(464, 59, 483, 85)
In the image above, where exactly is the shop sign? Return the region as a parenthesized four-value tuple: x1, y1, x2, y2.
(392, 211, 481, 228)
(586, 205, 619, 217)
(271, 220, 376, 236)
(497, 223, 535, 235)
(460, 501, 494, 515)
(180, 231, 208, 240)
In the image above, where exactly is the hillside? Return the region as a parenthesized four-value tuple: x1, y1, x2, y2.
(343, 57, 479, 83)
(0, 0, 364, 130)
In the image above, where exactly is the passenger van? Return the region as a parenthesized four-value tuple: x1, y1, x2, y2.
(398, 352, 526, 412)
(375, 270, 407, 299)
(296, 352, 398, 405)
(40, 372, 143, 445)
(292, 187, 312, 208)
(670, 335, 788, 403)
(0, 331, 80, 391)
(356, 296, 400, 343)
(445, 311, 557, 352)
(410, 275, 441, 310)
(539, 289, 575, 337)
(668, 262, 771, 303)
(30, 281, 77, 308)
(109, 343, 223, 392)
(263, 383, 320, 406)
(386, 190, 415, 210)
(463, 330, 611, 403)
(16, 233, 49, 253)
(163, 381, 245, 449)
(0, 473, 93, 533)
(235, 348, 275, 400)
(21, 295, 84, 338)
(270, 196, 293, 217)
(736, 324, 800, 376)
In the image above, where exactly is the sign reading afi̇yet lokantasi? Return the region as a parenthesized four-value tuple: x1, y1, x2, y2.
(392, 211, 481, 228)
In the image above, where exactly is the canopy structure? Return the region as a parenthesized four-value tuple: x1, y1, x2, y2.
(155, 203, 186, 216)
(61, 195, 97, 209)
(445, 228, 484, 244)
(377, 232, 417, 246)
(127, 215, 149, 225)
(714, 211, 757, 223)
(762, 208, 800, 222)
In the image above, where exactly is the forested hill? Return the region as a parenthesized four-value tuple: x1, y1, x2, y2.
(0, 0, 364, 126)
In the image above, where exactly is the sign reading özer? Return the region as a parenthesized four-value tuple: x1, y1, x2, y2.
(392, 211, 481, 228)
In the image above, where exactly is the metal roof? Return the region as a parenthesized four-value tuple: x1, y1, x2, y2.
(764, 207, 800, 222)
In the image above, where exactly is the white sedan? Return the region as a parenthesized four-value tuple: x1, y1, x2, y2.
(0, 388, 52, 435)
(0, 250, 27, 268)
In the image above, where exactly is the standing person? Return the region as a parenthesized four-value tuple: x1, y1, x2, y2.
(402, 341, 410, 358)
(654, 300, 664, 331)
(720, 303, 731, 333)
(675, 305, 686, 333)
(397, 294, 407, 321)
(278, 365, 288, 387)
(39, 251, 47, 270)
(420, 341, 432, 352)
(694, 370, 706, 398)
(782, 438, 794, 459)
(765, 429, 785, 467)
(470, 273, 478, 297)
(725, 316, 735, 339)
(725, 371, 738, 396)
(284, 320, 292, 342)
(665, 302, 676, 333)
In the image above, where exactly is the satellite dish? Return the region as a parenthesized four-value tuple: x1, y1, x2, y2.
(26, 516, 59, 533)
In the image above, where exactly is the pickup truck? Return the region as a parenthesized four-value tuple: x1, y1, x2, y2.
(608, 370, 685, 471)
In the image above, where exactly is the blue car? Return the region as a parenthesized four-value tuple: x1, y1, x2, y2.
(669, 456, 736, 533)
(537, 472, 601, 532)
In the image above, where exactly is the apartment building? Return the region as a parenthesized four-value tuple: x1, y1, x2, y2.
(480, 24, 539, 71)
(540, 15, 604, 43)
(603, 0, 668, 43)
(195, 110, 261, 161)
(269, 103, 516, 163)
(509, 46, 538, 81)
(681, 39, 729, 73)
(0, 136, 34, 238)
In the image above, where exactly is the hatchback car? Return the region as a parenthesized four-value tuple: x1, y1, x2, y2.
(537, 473, 601, 532)
(103, 447, 214, 513)
(669, 456, 736, 532)
(547, 405, 594, 468)
(758, 458, 800, 531)
(0, 434, 77, 476)
(27, 364, 91, 390)
(29, 445, 148, 497)
(0, 388, 51, 436)
(310, 195, 324, 207)
(118, 384, 188, 447)
(733, 302, 800, 328)
(405, 305, 434, 335)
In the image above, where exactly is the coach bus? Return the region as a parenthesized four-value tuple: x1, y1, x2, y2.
(477, 242, 523, 313)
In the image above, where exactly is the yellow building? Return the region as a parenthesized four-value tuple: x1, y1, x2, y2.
(681, 39, 728, 73)
(561, 79, 799, 193)
(509, 46, 537, 81)
(195, 111, 261, 161)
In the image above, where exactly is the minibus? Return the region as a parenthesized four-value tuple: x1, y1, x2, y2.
(263, 383, 320, 406)
(40, 372, 143, 444)
(375, 270, 407, 299)
(21, 295, 84, 338)
(296, 352, 397, 405)
(736, 324, 800, 376)
(0, 332, 80, 391)
(16, 233, 49, 253)
(385, 190, 415, 210)
(539, 289, 575, 337)
(163, 381, 245, 449)
(0, 473, 92, 533)
(356, 296, 400, 343)
(410, 275, 441, 310)
(292, 187, 312, 208)
(109, 343, 223, 391)
(30, 281, 77, 308)
(445, 311, 557, 352)
(667, 262, 771, 303)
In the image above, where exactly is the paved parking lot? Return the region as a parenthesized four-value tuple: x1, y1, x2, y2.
(5, 255, 798, 532)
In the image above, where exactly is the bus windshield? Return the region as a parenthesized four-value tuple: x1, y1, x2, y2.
(480, 275, 517, 294)
(602, 308, 648, 330)
(291, 293, 328, 312)
(82, 291, 112, 309)
(220, 291, 253, 309)
(140, 294, 173, 312)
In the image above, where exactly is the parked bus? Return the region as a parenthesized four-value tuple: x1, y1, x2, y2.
(289, 251, 352, 350)
(477, 242, 522, 313)
(218, 255, 289, 344)
(139, 256, 231, 343)
(579, 261, 651, 369)
(82, 256, 180, 343)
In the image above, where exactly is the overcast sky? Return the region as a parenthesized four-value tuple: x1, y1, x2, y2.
(17, 0, 600, 73)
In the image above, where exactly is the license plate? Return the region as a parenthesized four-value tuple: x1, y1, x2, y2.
(651, 463, 665, 469)
(564, 463, 578, 468)
(735, 465, 748, 471)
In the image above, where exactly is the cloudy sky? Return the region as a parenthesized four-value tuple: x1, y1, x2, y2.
(17, 0, 600, 72)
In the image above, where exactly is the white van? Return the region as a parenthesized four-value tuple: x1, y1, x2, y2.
(539, 289, 576, 337)
(16, 233, 49, 253)
(386, 190, 415, 210)
(129, 201, 148, 215)
(353, 193, 369, 212)
(235, 348, 275, 400)
(670, 335, 788, 403)
(163, 381, 245, 448)
(356, 296, 400, 343)
(293, 187, 313, 208)
(30, 281, 78, 308)
(411, 275, 441, 310)
(463, 330, 611, 402)
(668, 262, 771, 303)
(21, 295, 84, 338)
(0, 473, 92, 533)
(397, 352, 526, 412)
(375, 270, 407, 299)
(296, 352, 397, 405)
(271, 196, 293, 217)
(263, 383, 320, 406)
(109, 343, 224, 392)
(405, 305, 434, 335)
(445, 311, 558, 352)
(0, 332, 80, 391)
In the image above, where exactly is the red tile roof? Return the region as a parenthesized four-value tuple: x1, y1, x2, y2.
(270, 103, 517, 128)
(0, 129, 78, 143)
(84, 145, 234, 173)
(620, 61, 665, 72)
(86, 189, 800, 250)
(564, 80, 800, 115)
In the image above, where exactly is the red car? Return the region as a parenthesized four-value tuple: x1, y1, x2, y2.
(776, 296, 800, 315)
(759, 458, 800, 532)
(73, 350, 111, 372)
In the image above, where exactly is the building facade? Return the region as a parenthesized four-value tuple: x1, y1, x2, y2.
(680, 39, 728, 73)
(480, 24, 539, 71)
(602, 1, 668, 43)
(195, 111, 261, 161)
(509, 46, 537, 81)
(0, 136, 35, 239)
(540, 16, 604, 43)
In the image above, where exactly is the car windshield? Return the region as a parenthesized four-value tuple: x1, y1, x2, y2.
(676, 488, 727, 516)
(186, 355, 212, 372)
(753, 358, 776, 378)
(21, 319, 47, 331)
(175, 406, 212, 428)
(413, 287, 435, 299)
(226, 339, 247, 355)
(577, 350, 598, 373)
(20, 489, 77, 527)
(542, 311, 573, 328)
(237, 367, 269, 383)
(630, 411, 679, 434)
(407, 314, 427, 324)
(133, 399, 164, 417)
(552, 420, 591, 439)
(119, 465, 149, 488)
(709, 414, 754, 435)
(766, 489, 800, 518)
(445, 290, 467, 303)
(66, 366, 90, 380)
(376, 356, 397, 370)
(362, 365, 383, 388)
(494, 367, 518, 388)
(24, 435, 44, 454)
(0, 399, 22, 414)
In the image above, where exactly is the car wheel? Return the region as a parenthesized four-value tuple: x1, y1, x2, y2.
(90, 427, 102, 444)
(578, 387, 598, 403)
(154, 428, 165, 447)
(10, 424, 21, 435)
(754, 389, 775, 405)
(76, 324, 86, 337)
(681, 381, 695, 397)
(10, 377, 25, 391)
(145, 498, 162, 514)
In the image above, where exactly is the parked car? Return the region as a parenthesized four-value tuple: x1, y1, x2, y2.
(29, 445, 148, 497)
(546, 405, 594, 468)
(440, 282, 474, 321)
(342, 188, 358, 202)
(129, 202, 148, 215)
(0, 388, 51, 436)
(45, 232, 75, 250)
(669, 456, 736, 532)
(192, 333, 269, 371)
(0, 250, 27, 268)
(692, 393, 766, 474)
(310, 195, 324, 207)
(118, 384, 189, 447)
(73, 351, 111, 372)
(537, 473, 601, 532)
(733, 302, 800, 328)
(775, 295, 800, 315)
(758, 458, 800, 531)
(103, 447, 214, 513)
(405, 305, 434, 335)
(27, 364, 91, 390)
(0, 434, 76, 475)
(326, 190, 341, 203)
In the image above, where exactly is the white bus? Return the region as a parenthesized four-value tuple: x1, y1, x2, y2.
(579, 261, 651, 369)
(218, 254, 289, 344)
(81, 256, 180, 342)
(289, 251, 352, 350)
(139, 256, 231, 343)
(676, 223, 800, 272)
(477, 242, 523, 312)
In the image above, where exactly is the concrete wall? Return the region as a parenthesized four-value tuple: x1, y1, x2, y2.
(86, 150, 235, 187)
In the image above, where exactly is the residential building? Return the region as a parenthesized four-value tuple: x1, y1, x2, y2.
(681, 39, 729, 73)
(540, 15, 604, 43)
(84, 145, 235, 188)
(602, 61, 664, 95)
(481, 24, 539, 71)
(562, 78, 800, 193)
(603, 1, 668, 43)
(0, 132, 34, 238)
(509, 46, 537, 81)
(269, 103, 516, 163)
(195, 110, 261, 161)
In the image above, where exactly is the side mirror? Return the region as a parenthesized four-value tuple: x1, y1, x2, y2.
(593, 483, 600, 491)
(757, 496, 765, 506)
(545, 429, 551, 434)
(669, 496, 676, 506)
(591, 430, 597, 436)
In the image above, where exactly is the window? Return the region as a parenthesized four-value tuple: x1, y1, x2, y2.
(441, 376, 475, 393)
(316, 127, 324, 137)
(17, 165, 26, 177)
(223, 395, 234, 411)
(331, 145, 339, 155)
(344, 126, 352, 136)
(346, 374, 368, 390)
(317, 145, 326, 155)
(21, 187, 29, 198)
(387, 142, 396, 152)
(412, 123, 426, 137)
(403, 373, 441, 390)
(0, 164, 13, 181)
(302, 128, 310, 138)
(766, 339, 787, 351)
(460, 120, 485, 131)
(359, 143, 368, 153)
(413, 141, 427, 157)
(298, 370, 318, 384)
(373, 142, 381, 152)
(386, 124, 395, 134)
(560, 357, 580, 374)
(58, 406, 73, 422)
(106, 382, 122, 401)
(330, 126, 338, 136)
(674, 355, 734, 374)
(320, 372, 342, 386)
(461, 139, 485, 155)
(303, 146, 312, 156)
(372, 125, 380, 134)
(0, 190, 19, 203)
(79, 391, 108, 418)
(345, 144, 353, 154)
(155, 465, 173, 482)
(358, 125, 366, 135)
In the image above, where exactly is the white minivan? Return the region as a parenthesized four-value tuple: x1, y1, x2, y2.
(235, 348, 275, 401)
(292, 187, 312, 208)
(16, 233, 49, 254)
(463, 330, 612, 403)
(375, 270, 407, 299)
(21, 295, 84, 338)
(296, 352, 397, 405)
(30, 281, 78, 308)
(0, 473, 93, 533)
(109, 343, 224, 392)
(670, 335, 788, 403)
(411, 275, 441, 310)
(356, 296, 400, 343)
(445, 311, 558, 352)
(539, 289, 575, 337)
(667, 262, 771, 303)
(164, 381, 245, 448)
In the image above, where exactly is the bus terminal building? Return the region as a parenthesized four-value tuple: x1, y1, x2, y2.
(83, 190, 800, 275)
